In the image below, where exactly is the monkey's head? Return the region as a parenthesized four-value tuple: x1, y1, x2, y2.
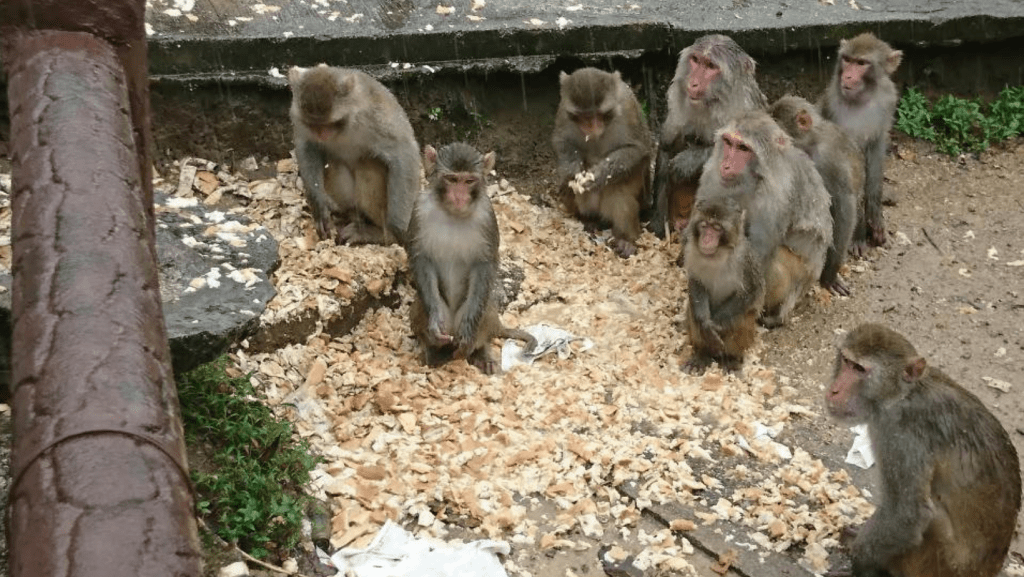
(836, 33, 903, 102)
(559, 68, 622, 141)
(289, 64, 357, 142)
(769, 95, 820, 148)
(424, 142, 496, 218)
(680, 34, 756, 104)
(689, 197, 745, 257)
(714, 111, 790, 186)
(826, 323, 927, 422)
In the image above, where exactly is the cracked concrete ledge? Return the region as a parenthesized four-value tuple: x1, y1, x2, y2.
(137, 0, 1024, 84)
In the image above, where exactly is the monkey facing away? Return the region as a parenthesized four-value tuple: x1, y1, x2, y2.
(289, 64, 421, 245)
(820, 33, 903, 251)
(696, 111, 833, 327)
(771, 95, 863, 295)
(408, 143, 537, 374)
(649, 34, 768, 243)
(825, 324, 1021, 577)
(552, 67, 653, 258)
(683, 197, 764, 373)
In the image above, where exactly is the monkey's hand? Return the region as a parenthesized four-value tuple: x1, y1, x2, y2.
(306, 194, 337, 242)
(426, 315, 454, 347)
(868, 220, 888, 248)
(668, 147, 712, 182)
(699, 319, 726, 350)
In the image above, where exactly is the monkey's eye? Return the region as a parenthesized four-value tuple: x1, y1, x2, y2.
(464, 178, 477, 186)
(846, 359, 866, 373)
(737, 143, 751, 153)
(443, 175, 458, 184)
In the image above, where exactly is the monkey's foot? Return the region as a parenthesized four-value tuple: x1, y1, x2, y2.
(823, 277, 852, 297)
(758, 314, 785, 329)
(682, 355, 713, 375)
(849, 239, 870, 259)
(868, 227, 888, 248)
(613, 238, 637, 258)
(338, 222, 385, 245)
(468, 349, 499, 375)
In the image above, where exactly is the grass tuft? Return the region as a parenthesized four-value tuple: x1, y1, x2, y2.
(178, 356, 321, 559)
(896, 86, 1024, 156)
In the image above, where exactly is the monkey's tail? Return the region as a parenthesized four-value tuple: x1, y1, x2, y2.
(498, 326, 538, 355)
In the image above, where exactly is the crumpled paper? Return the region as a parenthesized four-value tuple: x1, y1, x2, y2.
(500, 323, 594, 372)
(328, 520, 510, 577)
(845, 424, 875, 469)
(736, 421, 793, 460)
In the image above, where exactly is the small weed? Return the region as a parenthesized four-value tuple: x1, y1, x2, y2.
(896, 86, 1024, 156)
(179, 356, 320, 559)
(427, 106, 444, 121)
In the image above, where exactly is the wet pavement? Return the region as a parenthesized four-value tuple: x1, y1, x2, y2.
(145, 0, 1024, 83)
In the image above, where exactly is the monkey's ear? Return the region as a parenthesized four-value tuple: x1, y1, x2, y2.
(885, 50, 904, 75)
(481, 151, 496, 174)
(741, 54, 757, 76)
(423, 145, 438, 177)
(287, 66, 306, 86)
(559, 71, 570, 85)
(839, 39, 849, 52)
(902, 357, 926, 382)
(796, 110, 813, 132)
(339, 74, 356, 95)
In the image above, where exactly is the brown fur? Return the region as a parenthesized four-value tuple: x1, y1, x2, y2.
(408, 143, 536, 374)
(826, 324, 1021, 577)
(289, 64, 420, 245)
(552, 67, 653, 258)
(683, 197, 765, 373)
(650, 34, 768, 243)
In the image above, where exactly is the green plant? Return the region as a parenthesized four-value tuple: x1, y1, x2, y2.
(427, 106, 444, 121)
(896, 85, 1024, 156)
(178, 356, 320, 559)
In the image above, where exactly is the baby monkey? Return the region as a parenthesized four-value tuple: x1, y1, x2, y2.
(683, 197, 765, 373)
(408, 143, 536, 374)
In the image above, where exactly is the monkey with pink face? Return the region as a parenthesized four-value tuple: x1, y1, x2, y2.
(820, 33, 903, 254)
(649, 34, 768, 251)
(825, 324, 1020, 577)
(696, 111, 833, 328)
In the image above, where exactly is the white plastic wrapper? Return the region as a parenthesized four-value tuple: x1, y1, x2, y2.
(845, 424, 875, 469)
(500, 324, 594, 372)
(328, 520, 510, 577)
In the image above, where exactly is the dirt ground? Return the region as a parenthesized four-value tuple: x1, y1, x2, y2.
(3, 53, 1022, 576)
(190, 132, 1024, 577)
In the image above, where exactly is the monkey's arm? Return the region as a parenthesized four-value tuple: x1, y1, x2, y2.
(648, 148, 674, 237)
(688, 279, 726, 349)
(454, 260, 496, 356)
(553, 136, 585, 184)
(667, 144, 712, 182)
(852, 434, 935, 571)
(295, 139, 335, 239)
(410, 250, 452, 345)
(590, 141, 648, 187)
(373, 144, 419, 245)
(862, 137, 887, 246)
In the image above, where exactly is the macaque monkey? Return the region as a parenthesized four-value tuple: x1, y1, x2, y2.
(649, 34, 768, 245)
(408, 143, 537, 374)
(820, 33, 903, 251)
(552, 67, 653, 258)
(771, 95, 863, 295)
(289, 64, 421, 245)
(683, 197, 764, 373)
(825, 324, 1021, 577)
(696, 111, 833, 327)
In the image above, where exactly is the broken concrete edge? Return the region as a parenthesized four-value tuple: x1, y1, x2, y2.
(617, 480, 802, 577)
(244, 273, 406, 354)
(144, 16, 1024, 83)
